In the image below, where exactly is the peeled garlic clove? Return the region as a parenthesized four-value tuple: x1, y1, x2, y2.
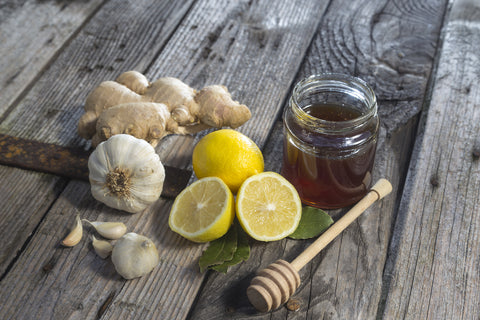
(83, 219, 127, 240)
(61, 214, 83, 247)
(91, 235, 113, 259)
(111, 232, 159, 279)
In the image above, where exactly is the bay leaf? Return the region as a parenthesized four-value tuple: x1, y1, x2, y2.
(289, 206, 333, 239)
(198, 225, 237, 272)
(211, 223, 250, 273)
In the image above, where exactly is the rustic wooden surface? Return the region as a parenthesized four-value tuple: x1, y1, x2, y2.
(0, 0, 478, 319)
(383, 0, 480, 318)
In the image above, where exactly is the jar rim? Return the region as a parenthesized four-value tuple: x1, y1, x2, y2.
(291, 73, 377, 131)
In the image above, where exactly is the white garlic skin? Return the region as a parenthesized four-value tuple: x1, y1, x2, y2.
(88, 134, 165, 213)
(84, 220, 127, 240)
(111, 232, 160, 279)
(91, 235, 113, 259)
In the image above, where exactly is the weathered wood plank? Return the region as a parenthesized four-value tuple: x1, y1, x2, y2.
(188, 0, 449, 319)
(382, 0, 480, 318)
(0, 169, 66, 276)
(0, 0, 105, 116)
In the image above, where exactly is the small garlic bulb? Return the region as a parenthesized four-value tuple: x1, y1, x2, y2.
(88, 134, 165, 213)
(111, 233, 160, 279)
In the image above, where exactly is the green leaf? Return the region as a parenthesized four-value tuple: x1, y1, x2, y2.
(211, 223, 250, 273)
(198, 225, 237, 272)
(289, 206, 334, 239)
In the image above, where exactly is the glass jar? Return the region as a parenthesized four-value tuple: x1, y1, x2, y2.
(281, 74, 379, 209)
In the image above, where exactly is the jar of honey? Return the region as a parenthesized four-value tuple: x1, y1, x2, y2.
(281, 74, 379, 209)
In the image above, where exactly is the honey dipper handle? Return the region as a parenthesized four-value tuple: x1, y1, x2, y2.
(290, 179, 392, 271)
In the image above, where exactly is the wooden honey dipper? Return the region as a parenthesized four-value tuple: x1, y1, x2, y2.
(246, 178, 392, 312)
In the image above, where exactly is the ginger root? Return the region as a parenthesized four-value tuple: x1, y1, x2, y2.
(78, 71, 251, 147)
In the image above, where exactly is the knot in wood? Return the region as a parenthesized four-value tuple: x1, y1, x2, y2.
(472, 145, 480, 160)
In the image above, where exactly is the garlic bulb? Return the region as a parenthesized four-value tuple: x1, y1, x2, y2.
(111, 232, 159, 279)
(88, 134, 165, 213)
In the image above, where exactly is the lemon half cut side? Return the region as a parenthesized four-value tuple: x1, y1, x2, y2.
(168, 177, 235, 243)
(236, 172, 302, 241)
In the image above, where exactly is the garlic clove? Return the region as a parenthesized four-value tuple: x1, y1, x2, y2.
(61, 214, 83, 247)
(111, 232, 160, 280)
(83, 219, 127, 240)
(91, 235, 113, 259)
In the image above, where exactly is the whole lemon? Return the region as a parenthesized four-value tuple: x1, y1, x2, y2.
(192, 129, 264, 193)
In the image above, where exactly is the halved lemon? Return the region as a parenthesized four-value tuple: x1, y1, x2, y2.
(168, 177, 235, 243)
(236, 172, 302, 241)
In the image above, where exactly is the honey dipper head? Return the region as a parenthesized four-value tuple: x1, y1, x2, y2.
(247, 260, 300, 312)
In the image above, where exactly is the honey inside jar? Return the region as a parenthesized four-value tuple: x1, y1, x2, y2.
(305, 103, 362, 121)
(281, 74, 379, 209)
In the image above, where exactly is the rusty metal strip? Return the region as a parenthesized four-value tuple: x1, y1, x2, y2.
(0, 134, 191, 199)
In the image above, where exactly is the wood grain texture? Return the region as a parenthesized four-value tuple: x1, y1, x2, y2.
(0, 0, 105, 115)
(0, 168, 66, 276)
(382, 0, 480, 318)
(188, 0, 448, 319)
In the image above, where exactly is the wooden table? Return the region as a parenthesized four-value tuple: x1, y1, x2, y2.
(1, 0, 479, 319)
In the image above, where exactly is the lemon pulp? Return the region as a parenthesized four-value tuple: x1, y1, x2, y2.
(169, 177, 235, 243)
(236, 172, 302, 241)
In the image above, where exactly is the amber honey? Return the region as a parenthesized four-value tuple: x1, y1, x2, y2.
(281, 74, 379, 209)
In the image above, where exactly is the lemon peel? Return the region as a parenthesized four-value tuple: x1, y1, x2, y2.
(192, 129, 264, 193)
